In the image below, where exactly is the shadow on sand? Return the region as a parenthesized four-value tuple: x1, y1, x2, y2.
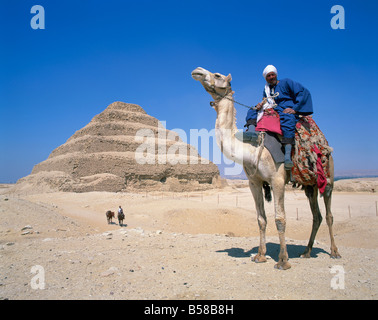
(107, 221, 128, 227)
(216, 242, 329, 262)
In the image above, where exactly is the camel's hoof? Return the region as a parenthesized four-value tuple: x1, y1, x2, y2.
(252, 254, 267, 263)
(330, 247, 341, 259)
(331, 252, 342, 259)
(300, 252, 311, 259)
(274, 261, 291, 270)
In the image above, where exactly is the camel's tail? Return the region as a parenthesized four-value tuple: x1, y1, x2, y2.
(263, 182, 272, 202)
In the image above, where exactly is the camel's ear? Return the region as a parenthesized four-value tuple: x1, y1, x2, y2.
(226, 74, 232, 82)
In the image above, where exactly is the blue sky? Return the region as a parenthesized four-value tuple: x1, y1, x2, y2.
(1, 0, 378, 182)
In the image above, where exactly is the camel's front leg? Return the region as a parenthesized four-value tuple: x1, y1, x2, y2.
(272, 176, 291, 270)
(248, 181, 267, 263)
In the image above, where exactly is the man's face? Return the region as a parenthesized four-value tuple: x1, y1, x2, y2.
(266, 72, 277, 85)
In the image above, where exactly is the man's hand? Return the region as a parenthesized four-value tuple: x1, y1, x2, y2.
(283, 108, 296, 114)
(255, 102, 264, 110)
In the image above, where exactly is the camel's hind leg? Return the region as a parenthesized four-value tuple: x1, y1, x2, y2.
(248, 181, 268, 263)
(301, 185, 322, 258)
(323, 185, 341, 258)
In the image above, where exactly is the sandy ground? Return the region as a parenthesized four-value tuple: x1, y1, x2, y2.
(0, 180, 377, 300)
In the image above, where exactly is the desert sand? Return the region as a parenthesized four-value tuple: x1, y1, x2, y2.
(0, 178, 377, 300)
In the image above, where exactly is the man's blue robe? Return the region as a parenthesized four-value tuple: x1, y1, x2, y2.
(246, 78, 313, 142)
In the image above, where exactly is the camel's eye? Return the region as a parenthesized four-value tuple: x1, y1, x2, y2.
(214, 73, 221, 78)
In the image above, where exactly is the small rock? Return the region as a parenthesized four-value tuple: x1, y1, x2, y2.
(69, 259, 81, 264)
(100, 267, 118, 277)
(156, 230, 163, 235)
(133, 227, 144, 234)
(21, 231, 33, 235)
(21, 225, 33, 231)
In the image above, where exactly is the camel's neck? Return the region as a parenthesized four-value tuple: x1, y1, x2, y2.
(213, 93, 256, 166)
(214, 93, 238, 134)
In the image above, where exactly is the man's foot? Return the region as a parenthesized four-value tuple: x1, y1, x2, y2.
(244, 131, 259, 142)
(284, 144, 293, 169)
(284, 160, 293, 170)
(235, 131, 259, 143)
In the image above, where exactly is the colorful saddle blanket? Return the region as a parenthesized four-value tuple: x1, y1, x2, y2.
(256, 110, 333, 192)
(292, 116, 333, 192)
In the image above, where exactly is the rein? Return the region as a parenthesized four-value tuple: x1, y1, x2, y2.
(204, 81, 269, 178)
(204, 80, 280, 178)
(204, 82, 279, 110)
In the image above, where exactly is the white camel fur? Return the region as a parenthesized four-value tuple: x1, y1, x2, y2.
(191, 67, 341, 270)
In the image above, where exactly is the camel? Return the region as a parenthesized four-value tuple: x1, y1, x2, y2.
(191, 67, 341, 269)
(118, 211, 125, 227)
(106, 210, 115, 224)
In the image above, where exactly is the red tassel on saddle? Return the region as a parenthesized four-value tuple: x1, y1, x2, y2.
(313, 145, 327, 194)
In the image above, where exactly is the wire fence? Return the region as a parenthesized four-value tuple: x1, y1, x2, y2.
(140, 190, 378, 221)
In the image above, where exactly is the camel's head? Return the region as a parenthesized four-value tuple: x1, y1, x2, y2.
(191, 67, 232, 100)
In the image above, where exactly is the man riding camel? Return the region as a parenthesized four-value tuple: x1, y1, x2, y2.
(241, 65, 314, 169)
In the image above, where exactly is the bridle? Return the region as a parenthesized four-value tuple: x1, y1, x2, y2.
(203, 76, 278, 110)
(202, 73, 271, 178)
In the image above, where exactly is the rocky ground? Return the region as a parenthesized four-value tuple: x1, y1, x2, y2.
(0, 181, 377, 300)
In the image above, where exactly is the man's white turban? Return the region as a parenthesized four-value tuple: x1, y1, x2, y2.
(263, 65, 278, 80)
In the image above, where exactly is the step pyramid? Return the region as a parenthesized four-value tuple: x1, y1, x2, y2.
(18, 101, 220, 192)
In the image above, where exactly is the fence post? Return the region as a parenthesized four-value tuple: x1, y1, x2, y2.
(348, 205, 351, 218)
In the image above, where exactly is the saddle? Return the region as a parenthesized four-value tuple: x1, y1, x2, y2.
(256, 110, 332, 192)
(292, 116, 333, 191)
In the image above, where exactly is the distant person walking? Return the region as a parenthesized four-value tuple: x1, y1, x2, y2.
(118, 205, 125, 226)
